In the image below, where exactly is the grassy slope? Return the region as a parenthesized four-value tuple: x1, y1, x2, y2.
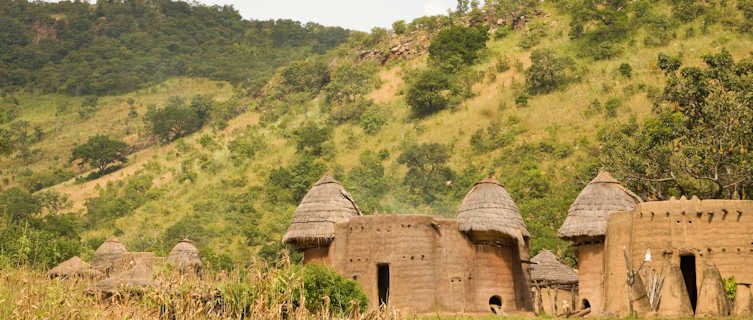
(4, 3, 753, 261)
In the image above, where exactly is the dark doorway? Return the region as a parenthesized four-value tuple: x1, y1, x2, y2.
(489, 295, 502, 313)
(377, 264, 390, 306)
(680, 254, 697, 312)
(582, 299, 591, 309)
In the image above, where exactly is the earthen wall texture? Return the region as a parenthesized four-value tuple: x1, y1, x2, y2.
(577, 242, 604, 314)
(306, 214, 530, 314)
(604, 199, 753, 316)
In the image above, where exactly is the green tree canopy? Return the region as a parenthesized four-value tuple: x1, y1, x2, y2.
(70, 135, 128, 174)
(428, 25, 489, 73)
(406, 69, 452, 117)
(600, 49, 753, 199)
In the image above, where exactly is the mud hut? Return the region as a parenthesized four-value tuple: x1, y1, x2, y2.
(530, 249, 578, 315)
(282, 176, 361, 264)
(289, 176, 534, 314)
(92, 236, 127, 275)
(111, 252, 164, 275)
(603, 198, 753, 316)
(94, 261, 155, 296)
(557, 169, 641, 314)
(47, 256, 101, 279)
(167, 238, 202, 272)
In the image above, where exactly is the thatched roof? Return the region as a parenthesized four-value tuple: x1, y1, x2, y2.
(47, 256, 101, 279)
(167, 238, 202, 271)
(558, 169, 642, 241)
(283, 176, 362, 248)
(457, 177, 530, 243)
(92, 236, 127, 272)
(530, 249, 578, 285)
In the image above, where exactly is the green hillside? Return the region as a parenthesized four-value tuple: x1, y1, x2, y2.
(2, 0, 753, 270)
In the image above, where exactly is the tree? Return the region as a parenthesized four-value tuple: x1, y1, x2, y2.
(291, 122, 333, 157)
(392, 20, 407, 35)
(568, 0, 631, 59)
(600, 49, 753, 199)
(398, 143, 454, 202)
(406, 69, 452, 117)
(324, 64, 376, 105)
(70, 135, 128, 174)
(428, 25, 489, 73)
(280, 59, 330, 94)
(525, 49, 572, 95)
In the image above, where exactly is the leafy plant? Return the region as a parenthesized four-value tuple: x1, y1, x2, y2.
(70, 135, 128, 175)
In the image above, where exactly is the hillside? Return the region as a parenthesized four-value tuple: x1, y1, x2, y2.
(2, 0, 753, 270)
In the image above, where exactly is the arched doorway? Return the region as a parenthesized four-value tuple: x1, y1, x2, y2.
(489, 295, 502, 313)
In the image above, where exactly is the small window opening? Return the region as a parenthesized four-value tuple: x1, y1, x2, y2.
(582, 299, 591, 309)
(489, 295, 502, 313)
(377, 264, 390, 306)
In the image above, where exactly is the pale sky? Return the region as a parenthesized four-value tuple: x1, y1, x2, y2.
(45, 0, 458, 32)
(196, 0, 457, 31)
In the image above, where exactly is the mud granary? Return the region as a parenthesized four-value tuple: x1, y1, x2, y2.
(559, 169, 753, 317)
(284, 176, 534, 314)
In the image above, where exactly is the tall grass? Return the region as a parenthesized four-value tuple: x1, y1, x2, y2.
(0, 255, 400, 320)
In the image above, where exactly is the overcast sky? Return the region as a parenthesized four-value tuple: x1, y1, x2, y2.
(198, 0, 457, 31)
(45, 0, 457, 32)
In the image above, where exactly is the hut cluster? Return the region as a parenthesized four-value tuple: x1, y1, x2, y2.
(48, 237, 202, 296)
(286, 171, 753, 317)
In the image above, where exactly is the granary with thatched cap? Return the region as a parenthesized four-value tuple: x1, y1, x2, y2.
(283, 175, 361, 264)
(167, 238, 202, 272)
(530, 250, 578, 315)
(92, 236, 128, 275)
(94, 260, 155, 297)
(557, 169, 641, 315)
(457, 176, 530, 244)
(47, 256, 102, 280)
(286, 175, 533, 314)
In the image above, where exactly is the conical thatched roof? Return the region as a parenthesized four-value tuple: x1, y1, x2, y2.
(558, 169, 641, 241)
(530, 249, 578, 285)
(167, 238, 202, 271)
(283, 176, 362, 248)
(457, 177, 530, 243)
(92, 236, 127, 272)
(47, 256, 101, 279)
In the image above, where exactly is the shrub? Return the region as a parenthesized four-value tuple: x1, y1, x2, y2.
(291, 122, 333, 157)
(280, 59, 331, 94)
(392, 20, 407, 35)
(494, 25, 511, 39)
(406, 69, 452, 117)
(324, 64, 377, 105)
(525, 49, 572, 95)
(495, 55, 511, 73)
(604, 97, 621, 118)
(360, 107, 387, 135)
(428, 25, 489, 73)
(143, 96, 214, 143)
(302, 264, 368, 315)
(618, 63, 632, 78)
(517, 23, 547, 49)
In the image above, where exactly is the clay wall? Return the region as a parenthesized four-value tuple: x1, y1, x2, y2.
(303, 246, 332, 265)
(326, 214, 528, 314)
(604, 199, 753, 316)
(576, 242, 604, 313)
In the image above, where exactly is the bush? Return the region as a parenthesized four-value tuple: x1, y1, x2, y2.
(360, 107, 387, 135)
(494, 25, 511, 39)
(143, 95, 214, 143)
(406, 69, 452, 117)
(392, 20, 407, 35)
(604, 97, 621, 118)
(525, 49, 572, 95)
(517, 23, 547, 49)
(291, 122, 333, 157)
(280, 59, 331, 94)
(324, 64, 378, 105)
(428, 25, 489, 73)
(302, 264, 368, 315)
(619, 63, 632, 78)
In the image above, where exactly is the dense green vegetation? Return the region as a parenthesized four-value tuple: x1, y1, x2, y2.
(0, 0, 349, 95)
(2, 0, 753, 273)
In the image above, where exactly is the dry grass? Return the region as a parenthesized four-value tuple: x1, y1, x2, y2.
(0, 256, 404, 320)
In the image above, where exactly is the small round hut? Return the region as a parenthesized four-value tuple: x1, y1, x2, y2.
(283, 176, 362, 263)
(457, 176, 533, 312)
(47, 256, 101, 279)
(530, 249, 578, 315)
(167, 238, 202, 272)
(557, 169, 641, 314)
(94, 261, 154, 297)
(92, 236, 127, 275)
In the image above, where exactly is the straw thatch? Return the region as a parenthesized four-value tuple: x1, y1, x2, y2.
(47, 256, 101, 279)
(94, 261, 154, 295)
(111, 252, 164, 275)
(530, 249, 578, 285)
(558, 169, 641, 241)
(457, 177, 530, 243)
(167, 238, 202, 271)
(283, 176, 362, 248)
(92, 236, 127, 273)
